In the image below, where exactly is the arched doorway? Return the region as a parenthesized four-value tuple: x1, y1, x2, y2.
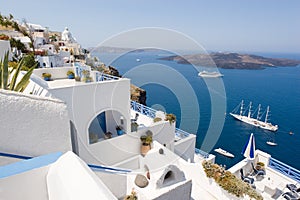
(88, 110, 126, 144)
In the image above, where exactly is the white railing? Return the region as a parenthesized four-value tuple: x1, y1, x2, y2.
(269, 157, 300, 182)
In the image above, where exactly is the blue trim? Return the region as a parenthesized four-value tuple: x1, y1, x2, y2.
(0, 152, 62, 179)
(250, 134, 255, 159)
(0, 152, 131, 175)
(0, 152, 32, 160)
(88, 164, 131, 173)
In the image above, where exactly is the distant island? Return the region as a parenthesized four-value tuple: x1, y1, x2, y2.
(159, 52, 300, 70)
(90, 46, 159, 54)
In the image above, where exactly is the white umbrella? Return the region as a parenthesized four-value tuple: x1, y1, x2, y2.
(242, 133, 255, 160)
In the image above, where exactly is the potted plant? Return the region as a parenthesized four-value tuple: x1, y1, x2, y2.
(67, 70, 75, 79)
(104, 132, 112, 139)
(42, 73, 51, 81)
(165, 113, 176, 124)
(82, 70, 93, 82)
(75, 76, 81, 81)
(256, 162, 265, 170)
(116, 125, 124, 136)
(124, 188, 137, 200)
(131, 122, 139, 132)
(140, 130, 153, 156)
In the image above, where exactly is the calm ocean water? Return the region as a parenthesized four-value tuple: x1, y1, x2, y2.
(94, 51, 300, 170)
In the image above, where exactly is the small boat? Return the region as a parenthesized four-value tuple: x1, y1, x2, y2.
(214, 148, 235, 158)
(136, 58, 141, 62)
(266, 141, 278, 146)
(230, 100, 278, 132)
(198, 71, 223, 78)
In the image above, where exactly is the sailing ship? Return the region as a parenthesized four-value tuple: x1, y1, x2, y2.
(230, 100, 278, 132)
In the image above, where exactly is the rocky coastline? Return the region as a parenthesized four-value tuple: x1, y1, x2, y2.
(94, 64, 147, 105)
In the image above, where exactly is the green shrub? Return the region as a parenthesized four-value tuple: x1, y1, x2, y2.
(153, 117, 162, 123)
(165, 113, 176, 124)
(42, 73, 51, 78)
(67, 70, 74, 76)
(202, 160, 263, 200)
(22, 54, 37, 69)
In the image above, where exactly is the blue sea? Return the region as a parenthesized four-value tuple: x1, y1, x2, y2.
(93, 50, 300, 170)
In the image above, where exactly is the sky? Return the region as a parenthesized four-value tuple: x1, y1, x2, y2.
(1, 0, 300, 53)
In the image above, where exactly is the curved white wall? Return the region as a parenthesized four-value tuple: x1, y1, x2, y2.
(49, 78, 131, 165)
(0, 90, 72, 156)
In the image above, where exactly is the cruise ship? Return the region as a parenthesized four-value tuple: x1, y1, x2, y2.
(198, 70, 224, 78)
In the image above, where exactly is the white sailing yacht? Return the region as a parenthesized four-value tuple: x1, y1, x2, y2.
(230, 100, 278, 132)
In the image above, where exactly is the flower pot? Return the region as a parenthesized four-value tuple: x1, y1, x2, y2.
(68, 74, 75, 79)
(117, 129, 124, 136)
(141, 143, 151, 156)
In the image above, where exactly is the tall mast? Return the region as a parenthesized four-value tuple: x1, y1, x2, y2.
(240, 100, 244, 116)
(265, 106, 270, 123)
(248, 102, 252, 118)
(257, 104, 261, 120)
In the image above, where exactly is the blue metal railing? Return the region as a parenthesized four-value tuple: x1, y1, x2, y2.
(95, 71, 119, 82)
(130, 101, 156, 118)
(195, 148, 209, 159)
(175, 128, 191, 139)
(130, 100, 210, 159)
(269, 157, 300, 183)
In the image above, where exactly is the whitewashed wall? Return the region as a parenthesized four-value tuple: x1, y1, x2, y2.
(0, 165, 50, 200)
(33, 66, 73, 79)
(174, 135, 196, 162)
(49, 78, 131, 165)
(86, 120, 174, 166)
(0, 90, 72, 156)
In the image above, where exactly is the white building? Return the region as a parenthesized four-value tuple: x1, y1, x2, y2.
(0, 40, 12, 60)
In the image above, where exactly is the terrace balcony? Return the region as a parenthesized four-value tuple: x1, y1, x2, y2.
(229, 150, 300, 199)
(130, 100, 211, 162)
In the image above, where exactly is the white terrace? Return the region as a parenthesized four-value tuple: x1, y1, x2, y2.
(229, 150, 300, 200)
